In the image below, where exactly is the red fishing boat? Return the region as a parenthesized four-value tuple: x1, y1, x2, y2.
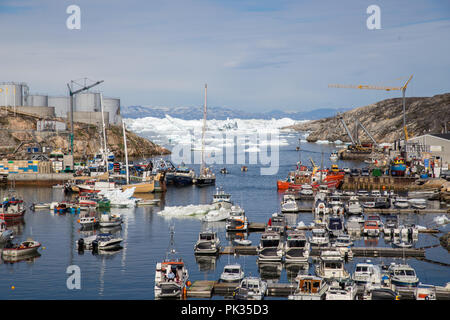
(0, 198, 26, 220)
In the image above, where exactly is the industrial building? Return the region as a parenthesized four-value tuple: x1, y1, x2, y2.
(0, 81, 122, 125)
(406, 133, 450, 170)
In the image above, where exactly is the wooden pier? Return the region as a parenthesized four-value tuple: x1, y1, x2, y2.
(186, 280, 450, 300)
(220, 246, 426, 258)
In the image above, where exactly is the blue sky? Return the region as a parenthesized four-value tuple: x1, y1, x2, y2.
(0, 0, 449, 112)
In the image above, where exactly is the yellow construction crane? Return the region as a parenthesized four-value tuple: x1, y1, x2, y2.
(329, 75, 413, 141)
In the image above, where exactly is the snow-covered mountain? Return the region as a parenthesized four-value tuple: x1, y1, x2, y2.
(121, 105, 350, 120)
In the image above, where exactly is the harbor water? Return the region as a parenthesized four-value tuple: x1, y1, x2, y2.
(0, 131, 449, 299)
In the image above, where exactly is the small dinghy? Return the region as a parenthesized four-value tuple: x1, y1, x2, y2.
(233, 239, 252, 246)
(2, 239, 41, 257)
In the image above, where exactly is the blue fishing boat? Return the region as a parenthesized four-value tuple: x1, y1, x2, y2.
(391, 157, 406, 176)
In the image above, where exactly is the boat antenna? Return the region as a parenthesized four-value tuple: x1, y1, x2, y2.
(166, 224, 177, 259)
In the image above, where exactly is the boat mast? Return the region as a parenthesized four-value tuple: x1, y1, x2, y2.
(122, 119, 130, 185)
(100, 93, 109, 175)
(201, 83, 207, 174)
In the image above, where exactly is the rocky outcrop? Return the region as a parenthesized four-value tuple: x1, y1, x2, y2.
(0, 111, 170, 159)
(287, 93, 450, 143)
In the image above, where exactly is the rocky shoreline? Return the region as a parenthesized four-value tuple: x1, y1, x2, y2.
(0, 111, 170, 160)
(287, 93, 450, 143)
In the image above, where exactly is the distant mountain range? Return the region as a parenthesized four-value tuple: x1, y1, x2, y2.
(121, 105, 351, 120)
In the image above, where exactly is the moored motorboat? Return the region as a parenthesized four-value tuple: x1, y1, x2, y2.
(234, 277, 267, 300)
(257, 231, 283, 262)
(0, 219, 13, 242)
(281, 195, 300, 213)
(0, 197, 26, 220)
(387, 263, 419, 287)
(154, 227, 190, 299)
(220, 264, 244, 282)
(325, 279, 358, 300)
(99, 212, 123, 227)
(2, 239, 41, 257)
(315, 249, 350, 281)
(288, 274, 328, 300)
(225, 205, 248, 232)
(284, 230, 310, 264)
(194, 230, 221, 255)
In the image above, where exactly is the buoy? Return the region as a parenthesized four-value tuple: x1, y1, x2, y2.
(11, 286, 15, 290)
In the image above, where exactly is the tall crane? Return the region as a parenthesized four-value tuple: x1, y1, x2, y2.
(329, 75, 413, 141)
(67, 79, 104, 155)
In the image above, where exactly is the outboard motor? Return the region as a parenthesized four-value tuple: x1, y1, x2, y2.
(77, 238, 85, 253)
(91, 240, 99, 254)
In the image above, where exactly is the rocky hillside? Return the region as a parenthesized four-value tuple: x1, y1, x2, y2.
(0, 110, 169, 159)
(287, 93, 450, 143)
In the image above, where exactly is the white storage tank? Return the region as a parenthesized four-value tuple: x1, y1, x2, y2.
(48, 96, 70, 118)
(26, 94, 49, 107)
(0, 82, 27, 106)
(74, 92, 101, 112)
(103, 97, 121, 124)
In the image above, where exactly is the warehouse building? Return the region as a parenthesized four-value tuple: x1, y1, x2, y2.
(407, 133, 450, 169)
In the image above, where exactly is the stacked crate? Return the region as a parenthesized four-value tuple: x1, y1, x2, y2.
(0, 160, 40, 174)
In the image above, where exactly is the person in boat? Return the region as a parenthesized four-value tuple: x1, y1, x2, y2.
(167, 267, 176, 281)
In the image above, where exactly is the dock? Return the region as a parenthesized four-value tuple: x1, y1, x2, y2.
(221, 246, 426, 258)
(186, 280, 450, 300)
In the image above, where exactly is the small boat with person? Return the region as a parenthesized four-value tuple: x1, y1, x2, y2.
(2, 238, 41, 257)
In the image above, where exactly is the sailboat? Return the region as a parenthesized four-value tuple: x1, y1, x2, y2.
(194, 84, 216, 186)
(119, 119, 164, 193)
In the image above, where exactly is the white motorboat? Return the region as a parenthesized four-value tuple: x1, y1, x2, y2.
(399, 225, 419, 240)
(314, 200, 330, 226)
(77, 213, 99, 229)
(99, 212, 123, 227)
(362, 201, 375, 208)
(394, 197, 409, 208)
(220, 264, 244, 282)
(383, 215, 399, 237)
(357, 190, 369, 197)
(233, 238, 252, 246)
(288, 274, 328, 300)
(363, 220, 382, 237)
(334, 234, 353, 248)
(281, 195, 300, 213)
(94, 233, 123, 250)
(329, 197, 345, 215)
(154, 228, 190, 299)
(234, 277, 267, 300)
(408, 198, 427, 209)
(225, 205, 248, 231)
(284, 230, 310, 264)
(0, 219, 13, 242)
(267, 212, 287, 235)
(300, 184, 313, 195)
(325, 279, 358, 300)
(201, 207, 230, 222)
(212, 187, 233, 209)
(309, 228, 330, 248)
(257, 231, 283, 262)
(329, 151, 338, 161)
(370, 190, 381, 197)
(387, 263, 419, 287)
(2, 239, 41, 257)
(346, 196, 363, 215)
(194, 230, 221, 255)
(352, 260, 382, 289)
(315, 249, 350, 281)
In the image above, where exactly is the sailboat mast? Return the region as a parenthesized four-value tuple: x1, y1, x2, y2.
(122, 119, 130, 185)
(201, 83, 207, 172)
(100, 93, 109, 174)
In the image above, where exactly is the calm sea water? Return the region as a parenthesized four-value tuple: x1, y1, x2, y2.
(0, 133, 449, 300)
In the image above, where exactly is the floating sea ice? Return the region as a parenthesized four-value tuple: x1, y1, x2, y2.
(433, 215, 449, 225)
(157, 204, 217, 219)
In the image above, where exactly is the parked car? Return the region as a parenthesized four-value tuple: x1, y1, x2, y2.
(440, 170, 450, 181)
(343, 167, 351, 174)
(350, 169, 360, 176)
(361, 168, 370, 176)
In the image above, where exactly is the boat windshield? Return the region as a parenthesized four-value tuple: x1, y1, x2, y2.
(199, 234, 215, 241)
(328, 218, 342, 230)
(225, 268, 240, 274)
(288, 240, 306, 247)
(261, 239, 279, 247)
(395, 269, 415, 276)
(325, 262, 343, 269)
(356, 266, 369, 272)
